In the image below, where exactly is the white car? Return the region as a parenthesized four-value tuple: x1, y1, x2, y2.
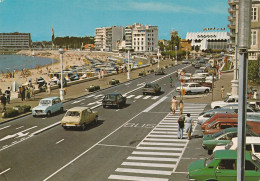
(213, 137, 260, 158)
(176, 82, 210, 95)
(211, 95, 239, 109)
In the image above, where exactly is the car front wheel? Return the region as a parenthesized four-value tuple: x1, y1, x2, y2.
(47, 111, 51, 117)
(204, 89, 209, 93)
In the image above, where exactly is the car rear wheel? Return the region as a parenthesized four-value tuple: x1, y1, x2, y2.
(47, 111, 51, 117)
(94, 117, 98, 123)
(186, 91, 191, 95)
(204, 89, 209, 93)
(117, 104, 121, 109)
(103, 105, 106, 108)
(81, 123, 87, 131)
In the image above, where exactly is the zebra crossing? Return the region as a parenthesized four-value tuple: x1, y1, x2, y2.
(108, 103, 207, 181)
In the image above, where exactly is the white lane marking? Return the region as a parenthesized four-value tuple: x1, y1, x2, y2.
(43, 102, 148, 181)
(115, 168, 172, 175)
(144, 138, 187, 142)
(132, 151, 181, 156)
(0, 168, 11, 175)
(94, 94, 104, 98)
(16, 126, 24, 130)
(142, 96, 168, 112)
(98, 144, 136, 149)
(156, 125, 178, 128)
(135, 95, 143, 99)
(137, 147, 183, 151)
(80, 103, 85, 105)
(85, 94, 95, 98)
(151, 96, 159, 100)
(31, 122, 59, 136)
(0, 126, 37, 141)
(56, 139, 64, 144)
(124, 82, 131, 85)
(108, 175, 168, 181)
(122, 162, 175, 168)
(143, 96, 151, 100)
(127, 156, 178, 162)
(126, 95, 135, 99)
(0, 125, 11, 131)
(71, 99, 84, 104)
(140, 142, 186, 146)
(137, 82, 145, 86)
(151, 131, 177, 135)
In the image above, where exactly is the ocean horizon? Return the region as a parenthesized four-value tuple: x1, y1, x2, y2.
(0, 54, 56, 73)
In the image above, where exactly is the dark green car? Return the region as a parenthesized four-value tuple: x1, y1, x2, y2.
(187, 150, 260, 181)
(202, 128, 258, 155)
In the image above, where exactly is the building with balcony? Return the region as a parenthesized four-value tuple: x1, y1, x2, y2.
(0, 32, 31, 50)
(94, 26, 123, 51)
(228, 0, 260, 60)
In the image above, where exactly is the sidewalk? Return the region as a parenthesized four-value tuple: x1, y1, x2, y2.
(0, 59, 175, 123)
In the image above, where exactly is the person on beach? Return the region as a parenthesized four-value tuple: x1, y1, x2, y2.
(0, 93, 7, 112)
(185, 113, 193, 140)
(19, 86, 25, 101)
(47, 83, 51, 96)
(171, 96, 178, 115)
(179, 100, 184, 114)
(5, 87, 11, 104)
(178, 112, 185, 139)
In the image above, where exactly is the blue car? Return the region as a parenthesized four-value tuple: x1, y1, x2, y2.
(32, 97, 64, 117)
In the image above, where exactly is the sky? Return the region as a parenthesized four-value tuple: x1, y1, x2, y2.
(0, 0, 229, 41)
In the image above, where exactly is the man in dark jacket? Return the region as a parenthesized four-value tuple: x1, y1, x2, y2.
(1, 94, 7, 112)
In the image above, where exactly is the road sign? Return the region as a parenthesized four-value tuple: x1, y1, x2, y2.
(181, 88, 185, 95)
(180, 71, 185, 76)
(180, 79, 185, 83)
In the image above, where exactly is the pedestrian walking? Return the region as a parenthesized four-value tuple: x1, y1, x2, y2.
(171, 96, 178, 115)
(178, 112, 185, 139)
(169, 76, 173, 88)
(101, 69, 104, 80)
(0, 88, 2, 96)
(221, 86, 225, 99)
(5, 87, 11, 104)
(19, 86, 25, 101)
(98, 71, 101, 80)
(179, 100, 184, 114)
(254, 91, 258, 99)
(185, 113, 193, 140)
(47, 83, 51, 96)
(26, 87, 30, 100)
(0, 94, 7, 112)
(115, 67, 119, 74)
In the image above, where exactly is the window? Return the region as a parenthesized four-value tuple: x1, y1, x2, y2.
(252, 7, 258, 21)
(251, 30, 257, 46)
(245, 160, 257, 170)
(218, 159, 236, 170)
(254, 145, 260, 153)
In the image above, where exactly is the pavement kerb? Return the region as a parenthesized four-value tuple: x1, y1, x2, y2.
(0, 64, 176, 125)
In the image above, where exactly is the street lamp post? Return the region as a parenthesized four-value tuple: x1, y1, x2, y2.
(175, 46, 177, 65)
(127, 50, 130, 80)
(59, 49, 65, 101)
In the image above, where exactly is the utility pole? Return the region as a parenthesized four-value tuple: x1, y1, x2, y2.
(237, 1, 251, 181)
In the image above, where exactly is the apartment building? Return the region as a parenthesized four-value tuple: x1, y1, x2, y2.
(0, 32, 31, 50)
(95, 26, 123, 51)
(228, 0, 260, 60)
(95, 23, 158, 53)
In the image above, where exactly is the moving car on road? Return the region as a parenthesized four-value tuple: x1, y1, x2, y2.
(176, 82, 210, 95)
(32, 97, 64, 117)
(154, 68, 165, 75)
(142, 83, 161, 95)
(61, 107, 98, 130)
(102, 93, 126, 109)
(187, 150, 260, 181)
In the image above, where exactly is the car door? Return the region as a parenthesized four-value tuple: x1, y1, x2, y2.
(244, 160, 260, 180)
(215, 159, 236, 181)
(189, 84, 195, 93)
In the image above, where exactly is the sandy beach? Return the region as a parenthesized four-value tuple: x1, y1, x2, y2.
(0, 50, 113, 93)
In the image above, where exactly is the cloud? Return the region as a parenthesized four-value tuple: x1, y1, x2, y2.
(0, 0, 4, 2)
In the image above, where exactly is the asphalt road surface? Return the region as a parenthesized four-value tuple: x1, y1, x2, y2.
(0, 64, 209, 181)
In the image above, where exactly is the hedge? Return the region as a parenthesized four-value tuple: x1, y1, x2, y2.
(86, 85, 100, 92)
(109, 79, 120, 85)
(3, 109, 19, 118)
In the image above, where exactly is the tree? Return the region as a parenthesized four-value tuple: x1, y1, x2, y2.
(248, 56, 260, 84)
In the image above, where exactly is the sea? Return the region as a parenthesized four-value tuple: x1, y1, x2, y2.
(0, 54, 56, 73)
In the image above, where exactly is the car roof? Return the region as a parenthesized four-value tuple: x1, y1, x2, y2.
(231, 136, 260, 144)
(67, 107, 90, 112)
(41, 97, 60, 100)
(214, 150, 252, 160)
(106, 93, 122, 96)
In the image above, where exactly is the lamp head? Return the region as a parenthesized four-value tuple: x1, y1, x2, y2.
(59, 48, 65, 54)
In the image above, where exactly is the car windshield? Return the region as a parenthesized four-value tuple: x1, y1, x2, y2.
(251, 154, 260, 168)
(39, 100, 51, 106)
(105, 95, 116, 101)
(144, 84, 153, 88)
(205, 154, 215, 167)
(65, 111, 80, 117)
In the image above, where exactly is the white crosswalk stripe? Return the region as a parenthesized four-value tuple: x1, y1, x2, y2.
(135, 95, 143, 99)
(108, 103, 206, 180)
(143, 96, 151, 99)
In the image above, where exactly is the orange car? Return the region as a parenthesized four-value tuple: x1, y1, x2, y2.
(204, 118, 260, 135)
(201, 113, 238, 131)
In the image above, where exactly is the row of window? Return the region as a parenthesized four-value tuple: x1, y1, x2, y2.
(134, 38, 154, 41)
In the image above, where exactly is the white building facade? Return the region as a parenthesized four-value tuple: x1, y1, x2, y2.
(186, 32, 230, 51)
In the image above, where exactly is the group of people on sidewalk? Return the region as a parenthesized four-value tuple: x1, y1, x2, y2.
(171, 96, 194, 140)
(0, 87, 11, 112)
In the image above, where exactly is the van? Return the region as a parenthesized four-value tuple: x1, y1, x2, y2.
(61, 107, 98, 130)
(204, 118, 260, 135)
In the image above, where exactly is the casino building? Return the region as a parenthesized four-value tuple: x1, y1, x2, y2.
(186, 32, 230, 51)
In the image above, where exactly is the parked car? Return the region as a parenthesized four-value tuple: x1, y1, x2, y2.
(61, 107, 98, 130)
(36, 77, 46, 87)
(176, 82, 210, 95)
(181, 60, 189, 64)
(69, 74, 79, 81)
(211, 95, 239, 109)
(32, 97, 64, 117)
(202, 127, 258, 154)
(102, 93, 126, 109)
(154, 68, 165, 75)
(187, 150, 260, 181)
(203, 118, 260, 135)
(142, 83, 161, 95)
(213, 137, 260, 158)
(194, 63, 201, 68)
(200, 113, 238, 130)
